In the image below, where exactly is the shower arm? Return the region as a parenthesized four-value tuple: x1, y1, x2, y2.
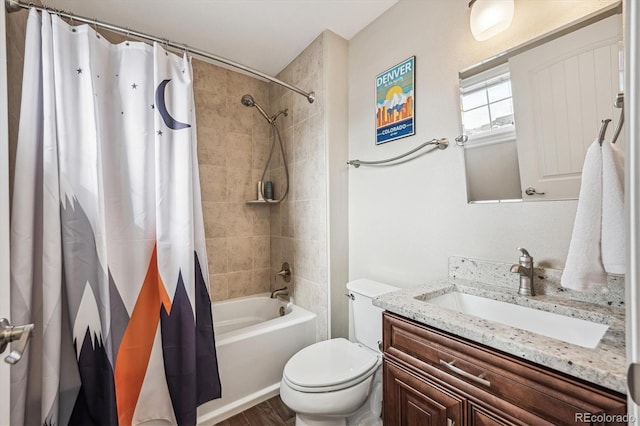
(4, 0, 316, 104)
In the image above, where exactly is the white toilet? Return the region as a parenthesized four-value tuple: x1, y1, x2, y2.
(280, 279, 398, 426)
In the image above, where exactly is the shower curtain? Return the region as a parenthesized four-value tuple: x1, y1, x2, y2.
(10, 9, 221, 426)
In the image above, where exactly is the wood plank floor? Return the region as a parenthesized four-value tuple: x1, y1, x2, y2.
(214, 395, 296, 426)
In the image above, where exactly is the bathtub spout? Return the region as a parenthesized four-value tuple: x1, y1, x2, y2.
(270, 286, 289, 299)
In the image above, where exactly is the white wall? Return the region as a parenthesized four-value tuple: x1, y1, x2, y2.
(0, 4, 12, 424)
(348, 0, 618, 287)
(324, 32, 349, 338)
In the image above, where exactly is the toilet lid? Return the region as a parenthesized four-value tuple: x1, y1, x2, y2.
(283, 338, 379, 389)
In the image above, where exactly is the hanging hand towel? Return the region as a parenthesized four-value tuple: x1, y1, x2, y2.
(561, 140, 608, 291)
(601, 141, 625, 274)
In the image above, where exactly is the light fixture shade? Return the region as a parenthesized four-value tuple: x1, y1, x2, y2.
(470, 0, 514, 41)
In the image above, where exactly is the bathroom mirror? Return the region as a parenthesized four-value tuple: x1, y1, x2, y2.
(459, 3, 623, 203)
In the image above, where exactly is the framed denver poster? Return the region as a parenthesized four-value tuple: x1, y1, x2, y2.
(375, 56, 415, 145)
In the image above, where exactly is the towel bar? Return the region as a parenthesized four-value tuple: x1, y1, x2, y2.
(347, 138, 448, 168)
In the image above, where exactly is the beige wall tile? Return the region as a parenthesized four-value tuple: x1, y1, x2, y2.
(280, 201, 295, 238)
(202, 202, 227, 238)
(206, 238, 228, 274)
(195, 91, 227, 132)
(193, 60, 227, 92)
(226, 168, 253, 203)
(253, 136, 272, 170)
(198, 140, 225, 168)
(6, 10, 28, 59)
(294, 239, 319, 283)
(270, 237, 282, 270)
(209, 273, 228, 302)
(226, 70, 255, 101)
(252, 236, 270, 269)
(227, 270, 252, 299)
(228, 237, 253, 271)
(199, 164, 227, 202)
(253, 216, 270, 236)
(251, 80, 271, 109)
(227, 101, 252, 135)
(269, 203, 281, 237)
(252, 268, 272, 294)
(226, 203, 253, 237)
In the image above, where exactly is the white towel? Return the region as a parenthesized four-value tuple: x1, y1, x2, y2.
(601, 141, 625, 274)
(561, 140, 608, 291)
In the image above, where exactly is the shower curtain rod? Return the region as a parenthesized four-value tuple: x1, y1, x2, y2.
(4, 0, 316, 104)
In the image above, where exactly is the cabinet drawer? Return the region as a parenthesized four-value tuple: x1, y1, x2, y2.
(383, 312, 626, 425)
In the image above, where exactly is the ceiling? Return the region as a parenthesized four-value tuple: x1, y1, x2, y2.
(41, 0, 399, 76)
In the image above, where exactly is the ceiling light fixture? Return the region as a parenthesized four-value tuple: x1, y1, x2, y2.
(469, 0, 515, 41)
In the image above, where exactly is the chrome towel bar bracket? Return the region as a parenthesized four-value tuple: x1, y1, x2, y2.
(347, 138, 449, 168)
(598, 92, 624, 146)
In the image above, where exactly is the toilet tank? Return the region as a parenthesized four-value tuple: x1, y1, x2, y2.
(346, 279, 399, 352)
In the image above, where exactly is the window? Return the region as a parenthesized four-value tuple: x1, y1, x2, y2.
(459, 63, 515, 144)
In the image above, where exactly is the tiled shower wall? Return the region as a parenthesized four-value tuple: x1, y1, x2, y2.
(269, 34, 329, 341)
(192, 61, 274, 301)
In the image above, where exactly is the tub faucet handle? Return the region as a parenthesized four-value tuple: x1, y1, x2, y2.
(276, 262, 291, 283)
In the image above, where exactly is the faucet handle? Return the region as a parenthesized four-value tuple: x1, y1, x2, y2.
(517, 247, 531, 258)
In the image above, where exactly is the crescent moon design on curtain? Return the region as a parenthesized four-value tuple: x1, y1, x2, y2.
(155, 79, 191, 130)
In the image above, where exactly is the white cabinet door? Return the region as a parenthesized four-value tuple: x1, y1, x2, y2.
(509, 15, 622, 200)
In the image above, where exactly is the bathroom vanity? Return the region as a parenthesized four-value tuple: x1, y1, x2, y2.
(375, 257, 627, 425)
(382, 313, 625, 425)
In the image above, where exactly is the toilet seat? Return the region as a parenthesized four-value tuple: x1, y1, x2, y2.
(283, 338, 380, 393)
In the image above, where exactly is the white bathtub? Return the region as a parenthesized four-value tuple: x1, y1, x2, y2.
(196, 294, 316, 425)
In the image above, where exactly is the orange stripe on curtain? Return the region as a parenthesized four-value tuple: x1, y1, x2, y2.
(114, 244, 172, 425)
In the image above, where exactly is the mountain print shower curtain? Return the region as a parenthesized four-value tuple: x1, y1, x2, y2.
(10, 9, 221, 426)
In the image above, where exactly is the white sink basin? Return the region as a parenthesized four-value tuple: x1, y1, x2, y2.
(425, 291, 609, 349)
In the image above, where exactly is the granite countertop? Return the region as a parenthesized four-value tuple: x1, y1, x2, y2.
(374, 277, 626, 393)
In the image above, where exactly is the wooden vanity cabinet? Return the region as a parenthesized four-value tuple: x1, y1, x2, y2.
(382, 312, 627, 425)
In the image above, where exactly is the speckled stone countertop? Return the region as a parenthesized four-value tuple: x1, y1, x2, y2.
(373, 257, 626, 393)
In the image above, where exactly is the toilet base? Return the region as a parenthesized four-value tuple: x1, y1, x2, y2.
(295, 414, 346, 426)
(287, 369, 383, 426)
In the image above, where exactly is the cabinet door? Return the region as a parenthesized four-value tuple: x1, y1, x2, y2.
(384, 359, 463, 426)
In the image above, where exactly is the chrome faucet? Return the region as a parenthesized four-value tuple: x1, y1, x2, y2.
(270, 286, 289, 299)
(271, 262, 291, 298)
(510, 247, 535, 296)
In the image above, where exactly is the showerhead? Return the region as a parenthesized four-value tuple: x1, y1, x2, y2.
(241, 94, 255, 108)
(240, 94, 273, 124)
